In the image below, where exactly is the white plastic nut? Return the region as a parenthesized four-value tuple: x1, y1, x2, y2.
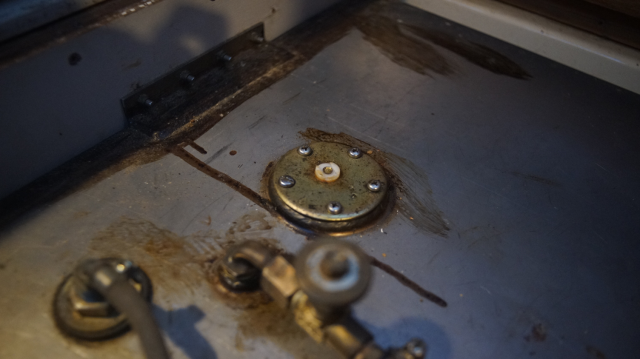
(315, 162, 340, 182)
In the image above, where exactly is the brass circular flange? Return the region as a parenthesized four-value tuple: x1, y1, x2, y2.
(269, 142, 388, 231)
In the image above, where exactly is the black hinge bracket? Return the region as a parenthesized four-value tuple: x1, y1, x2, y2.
(121, 23, 265, 120)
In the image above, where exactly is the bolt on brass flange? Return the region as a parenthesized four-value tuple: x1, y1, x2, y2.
(268, 142, 389, 233)
(53, 258, 152, 340)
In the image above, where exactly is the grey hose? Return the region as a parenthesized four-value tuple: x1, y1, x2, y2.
(101, 276, 170, 359)
(78, 261, 170, 359)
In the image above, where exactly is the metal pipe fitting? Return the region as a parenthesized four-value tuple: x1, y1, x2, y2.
(54, 258, 169, 359)
(219, 239, 427, 359)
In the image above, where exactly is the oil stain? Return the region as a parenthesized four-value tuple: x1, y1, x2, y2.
(355, 13, 454, 76)
(300, 128, 449, 237)
(355, 2, 530, 79)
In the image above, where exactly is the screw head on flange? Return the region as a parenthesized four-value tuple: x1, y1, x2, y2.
(328, 201, 342, 214)
(298, 145, 313, 156)
(279, 175, 296, 188)
(367, 180, 382, 192)
(348, 148, 363, 158)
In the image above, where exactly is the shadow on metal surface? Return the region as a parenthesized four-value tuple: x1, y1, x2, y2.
(154, 304, 218, 359)
(360, 316, 452, 359)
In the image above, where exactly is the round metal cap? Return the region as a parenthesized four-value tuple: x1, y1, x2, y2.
(269, 142, 388, 222)
(294, 239, 371, 307)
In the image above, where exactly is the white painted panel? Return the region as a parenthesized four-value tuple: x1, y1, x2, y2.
(405, 0, 640, 94)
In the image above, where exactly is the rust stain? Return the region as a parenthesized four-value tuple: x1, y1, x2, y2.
(171, 147, 279, 216)
(88, 217, 208, 295)
(299, 128, 449, 237)
(370, 257, 447, 307)
(185, 140, 207, 154)
(202, 256, 273, 310)
(234, 301, 336, 358)
(88, 212, 279, 300)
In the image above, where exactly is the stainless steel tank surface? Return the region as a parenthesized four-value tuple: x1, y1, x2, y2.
(1, 1, 639, 359)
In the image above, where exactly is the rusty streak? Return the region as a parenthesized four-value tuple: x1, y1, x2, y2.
(370, 257, 448, 307)
(171, 146, 278, 216)
(172, 145, 447, 308)
(186, 140, 208, 155)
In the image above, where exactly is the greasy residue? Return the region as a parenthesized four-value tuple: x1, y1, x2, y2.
(87, 215, 397, 357)
(355, 13, 454, 76)
(300, 128, 449, 237)
(400, 24, 531, 79)
(355, 2, 530, 79)
(88, 212, 279, 300)
(234, 301, 337, 358)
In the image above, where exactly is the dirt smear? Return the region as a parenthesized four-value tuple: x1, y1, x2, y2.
(370, 257, 447, 307)
(400, 24, 530, 79)
(88, 212, 280, 301)
(300, 128, 449, 237)
(233, 301, 337, 358)
(355, 12, 454, 76)
(87, 214, 337, 356)
(356, 1, 529, 79)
